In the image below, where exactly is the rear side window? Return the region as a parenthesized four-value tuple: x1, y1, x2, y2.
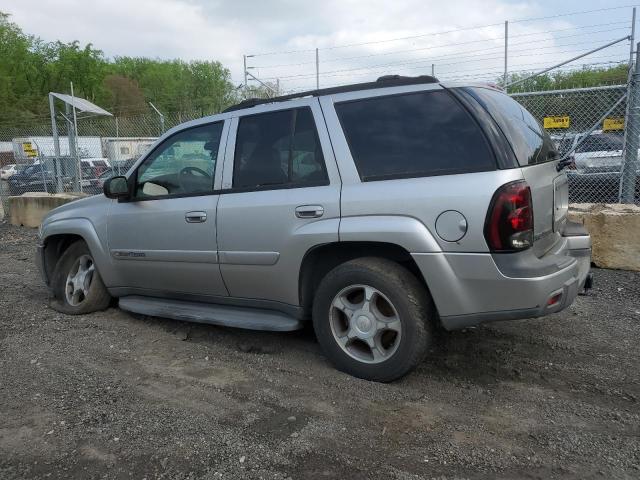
(334, 90, 495, 181)
(466, 87, 558, 165)
(233, 107, 328, 189)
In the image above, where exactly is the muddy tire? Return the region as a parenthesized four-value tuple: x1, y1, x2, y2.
(312, 257, 435, 382)
(50, 241, 111, 315)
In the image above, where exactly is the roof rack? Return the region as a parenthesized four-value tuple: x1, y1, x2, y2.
(223, 75, 439, 113)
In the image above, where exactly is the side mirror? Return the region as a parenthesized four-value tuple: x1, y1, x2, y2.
(104, 176, 130, 199)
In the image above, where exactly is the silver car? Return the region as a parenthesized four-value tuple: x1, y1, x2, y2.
(36, 76, 592, 382)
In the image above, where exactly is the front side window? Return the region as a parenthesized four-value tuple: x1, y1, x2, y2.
(335, 90, 496, 181)
(233, 107, 328, 189)
(135, 122, 223, 197)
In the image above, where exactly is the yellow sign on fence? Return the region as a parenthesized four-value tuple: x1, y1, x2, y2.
(543, 116, 570, 129)
(603, 117, 624, 131)
(22, 142, 38, 157)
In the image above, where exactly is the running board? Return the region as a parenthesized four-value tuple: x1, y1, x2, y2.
(118, 295, 303, 331)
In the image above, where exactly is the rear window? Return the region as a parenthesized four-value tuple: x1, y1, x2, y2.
(334, 90, 495, 181)
(466, 87, 558, 166)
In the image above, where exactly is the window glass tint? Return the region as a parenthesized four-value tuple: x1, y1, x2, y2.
(136, 122, 223, 197)
(467, 87, 558, 165)
(334, 90, 495, 181)
(575, 133, 623, 153)
(233, 107, 328, 189)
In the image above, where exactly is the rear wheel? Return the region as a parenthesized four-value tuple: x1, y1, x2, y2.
(312, 257, 434, 382)
(50, 241, 111, 315)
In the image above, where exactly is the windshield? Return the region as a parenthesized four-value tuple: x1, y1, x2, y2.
(465, 87, 558, 166)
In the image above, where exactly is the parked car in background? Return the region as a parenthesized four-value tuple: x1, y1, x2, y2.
(7, 163, 57, 195)
(37, 76, 592, 382)
(79, 158, 112, 193)
(1, 164, 19, 180)
(82, 159, 138, 194)
(553, 130, 637, 202)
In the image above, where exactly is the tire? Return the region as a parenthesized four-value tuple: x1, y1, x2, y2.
(50, 241, 111, 315)
(312, 257, 435, 382)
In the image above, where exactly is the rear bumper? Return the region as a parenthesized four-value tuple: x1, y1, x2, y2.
(413, 226, 591, 331)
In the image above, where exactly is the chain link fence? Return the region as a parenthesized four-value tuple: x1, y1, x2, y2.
(2, 82, 640, 214)
(0, 110, 205, 215)
(511, 83, 640, 204)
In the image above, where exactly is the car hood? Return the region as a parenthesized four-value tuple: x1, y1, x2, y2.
(42, 194, 111, 226)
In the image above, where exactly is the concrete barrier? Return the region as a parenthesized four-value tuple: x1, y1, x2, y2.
(8, 192, 86, 228)
(569, 203, 640, 272)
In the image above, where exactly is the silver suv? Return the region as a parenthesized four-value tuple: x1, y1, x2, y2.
(36, 76, 592, 382)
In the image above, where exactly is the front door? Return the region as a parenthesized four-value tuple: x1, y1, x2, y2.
(217, 100, 341, 307)
(107, 120, 229, 298)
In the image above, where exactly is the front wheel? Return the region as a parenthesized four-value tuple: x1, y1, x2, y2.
(50, 241, 111, 315)
(312, 257, 435, 382)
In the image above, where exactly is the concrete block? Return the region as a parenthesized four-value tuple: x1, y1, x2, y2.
(8, 193, 86, 228)
(568, 203, 640, 272)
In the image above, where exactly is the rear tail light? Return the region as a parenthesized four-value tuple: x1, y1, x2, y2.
(484, 180, 534, 252)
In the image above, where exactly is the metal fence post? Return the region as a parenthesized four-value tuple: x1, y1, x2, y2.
(504, 20, 508, 89)
(315, 48, 320, 90)
(48, 93, 63, 193)
(620, 43, 640, 203)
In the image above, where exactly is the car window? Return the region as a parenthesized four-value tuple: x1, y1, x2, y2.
(575, 133, 623, 153)
(335, 90, 495, 181)
(466, 87, 558, 166)
(233, 107, 328, 189)
(135, 122, 223, 198)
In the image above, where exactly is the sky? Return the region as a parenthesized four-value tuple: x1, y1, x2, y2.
(2, 0, 637, 92)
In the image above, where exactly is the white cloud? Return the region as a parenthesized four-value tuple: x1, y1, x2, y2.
(3, 0, 633, 91)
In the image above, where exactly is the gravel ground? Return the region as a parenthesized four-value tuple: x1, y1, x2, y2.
(0, 221, 639, 480)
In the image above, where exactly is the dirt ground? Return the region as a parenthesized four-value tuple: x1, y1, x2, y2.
(0, 221, 639, 480)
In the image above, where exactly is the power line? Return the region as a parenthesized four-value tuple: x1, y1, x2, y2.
(280, 56, 628, 92)
(247, 4, 638, 57)
(252, 21, 632, 69)
(261, 33, 630, 82)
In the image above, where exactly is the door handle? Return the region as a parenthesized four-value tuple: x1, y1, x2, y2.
(295, 205, 324, 218)
(185, 211, 207, 223)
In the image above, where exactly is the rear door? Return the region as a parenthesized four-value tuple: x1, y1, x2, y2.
(465, 87, 566, 254)
(216, 99, 341, 307)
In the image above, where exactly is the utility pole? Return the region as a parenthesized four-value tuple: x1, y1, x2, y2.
(503, 20, 509, 89)
(431, 64, 435, 77)
(315, 48, 320, 90)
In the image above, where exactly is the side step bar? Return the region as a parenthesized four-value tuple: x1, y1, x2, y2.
(119, 295, 304, 332)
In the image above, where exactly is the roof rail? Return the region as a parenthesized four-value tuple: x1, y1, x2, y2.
(223, 75, 439, 113)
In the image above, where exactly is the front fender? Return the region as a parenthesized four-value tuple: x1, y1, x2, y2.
(41, 218, 114, 286)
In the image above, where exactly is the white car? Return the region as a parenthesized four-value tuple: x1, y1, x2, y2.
(0, 164, 18, 180)
(554, 130, 631, 202)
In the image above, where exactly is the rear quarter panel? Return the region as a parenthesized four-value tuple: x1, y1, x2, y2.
(319, 89, 524, 253)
